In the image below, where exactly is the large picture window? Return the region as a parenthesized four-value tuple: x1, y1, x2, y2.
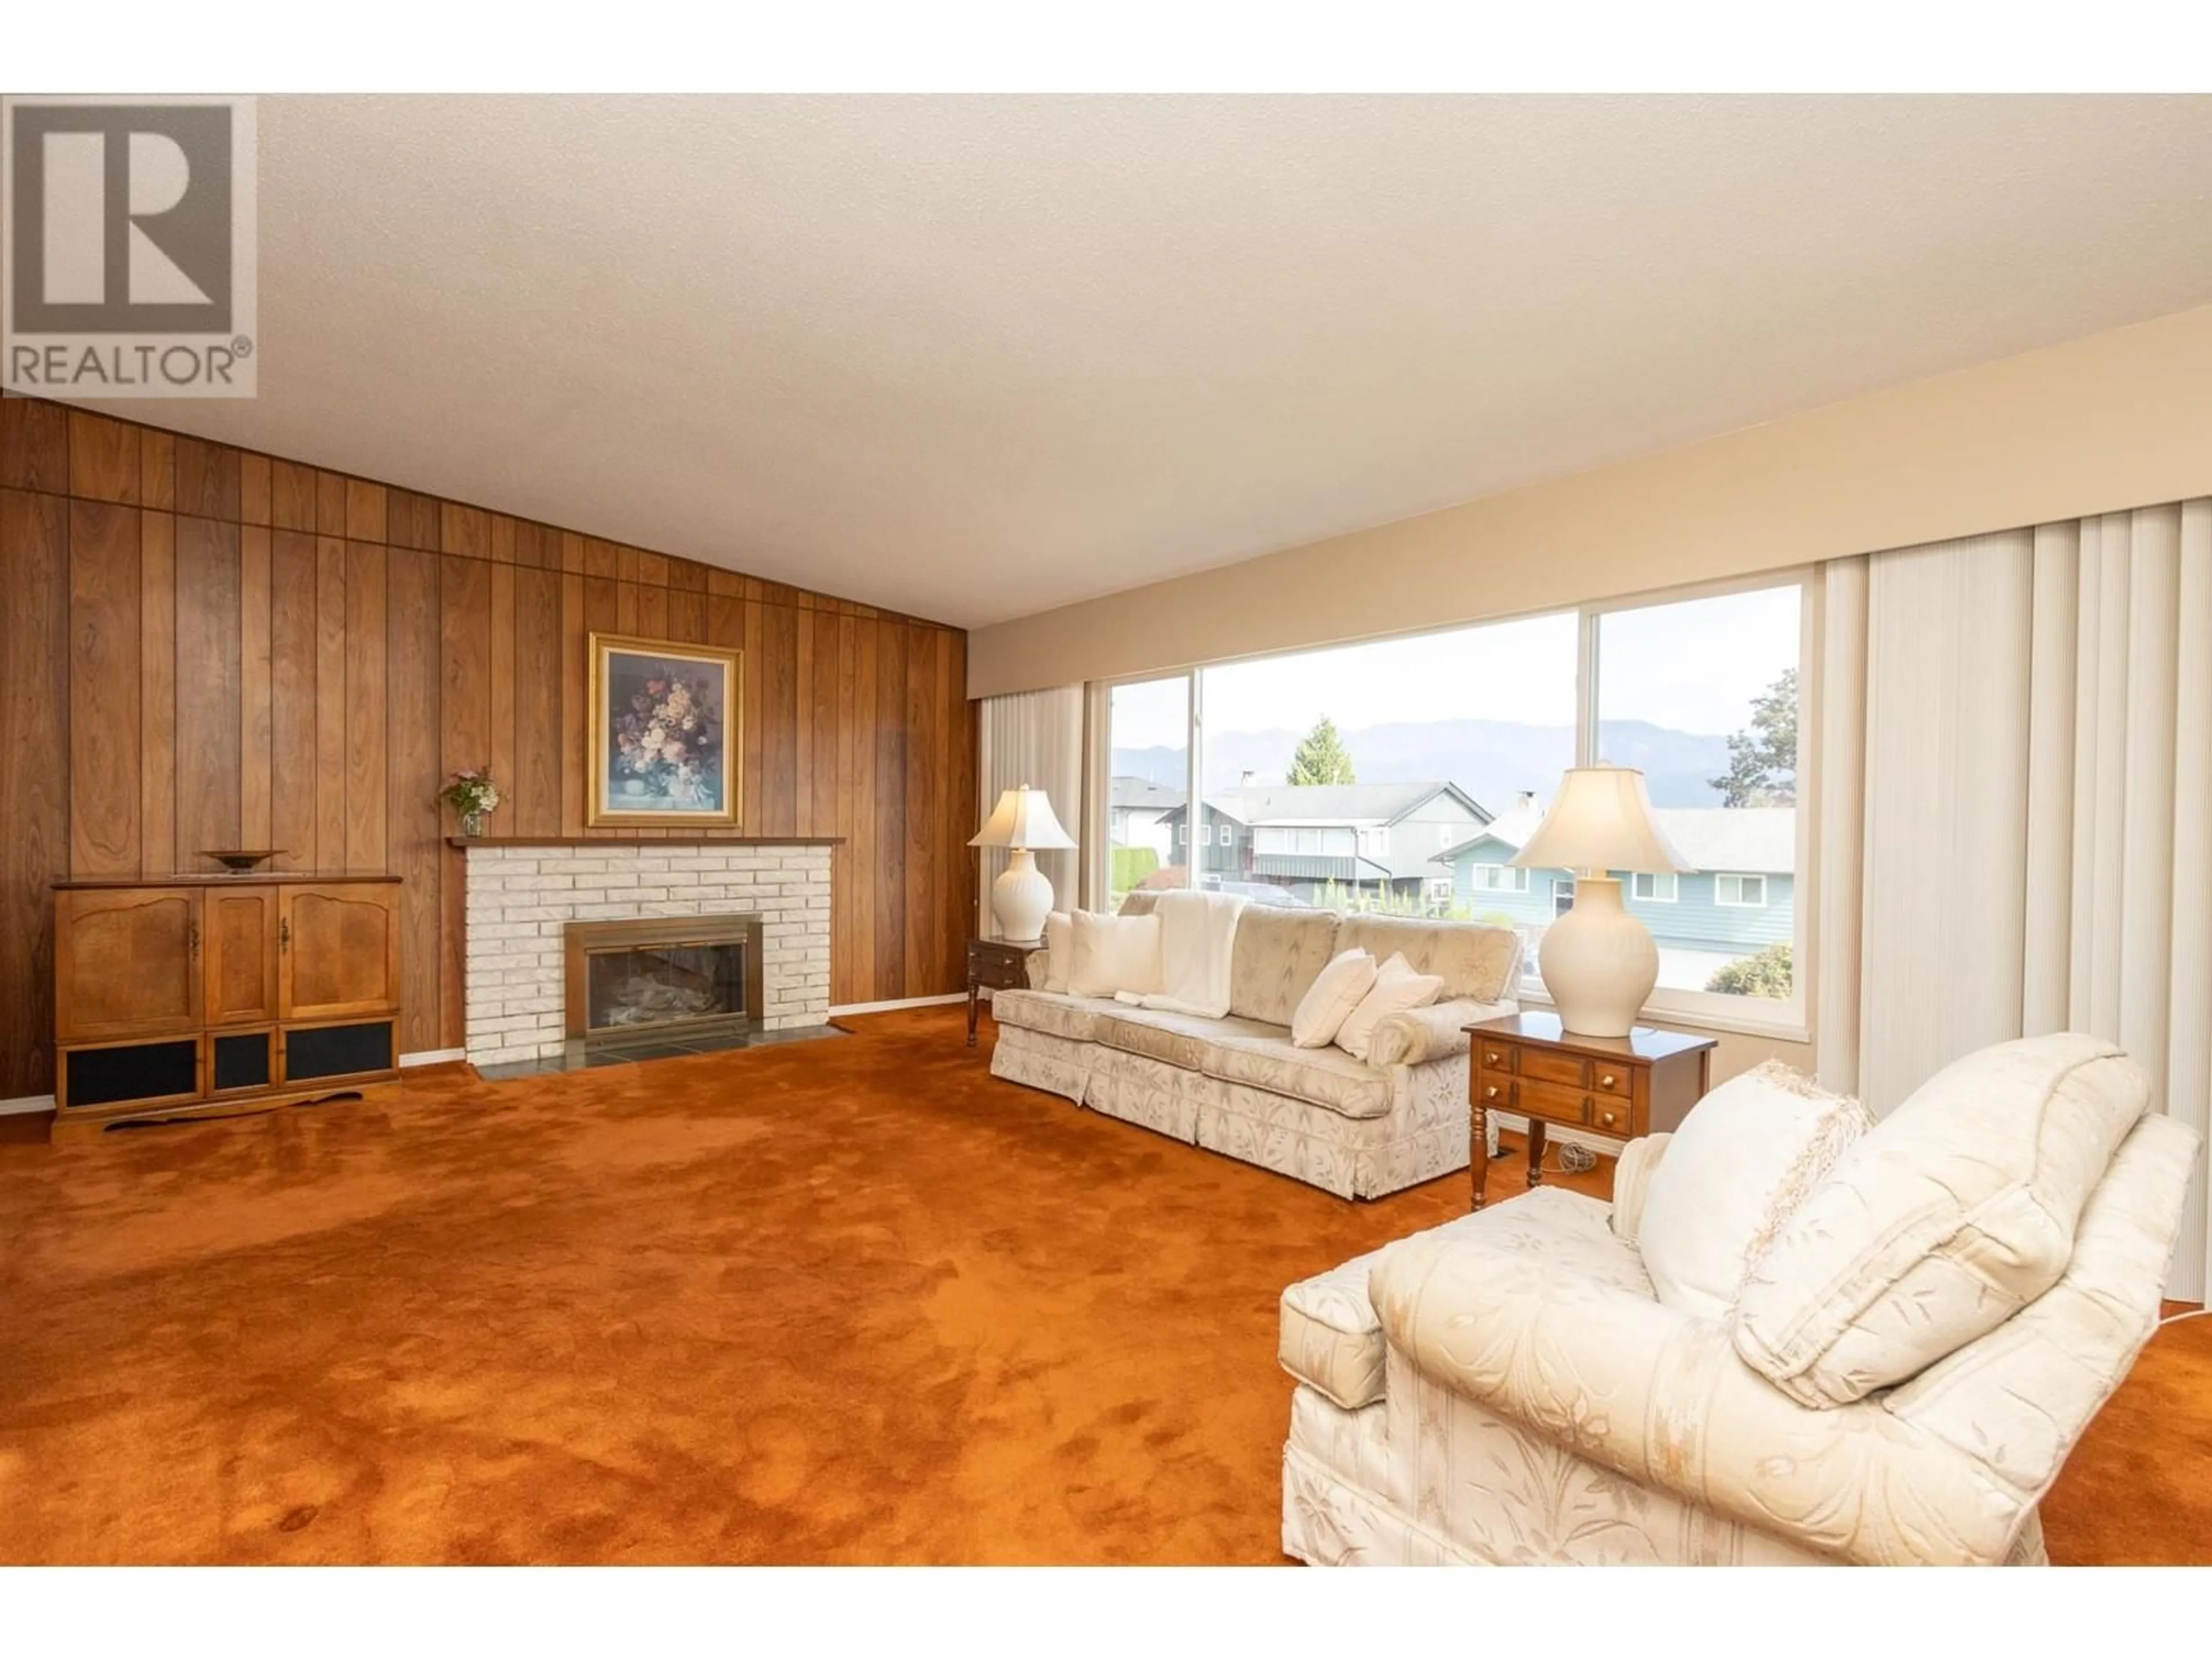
(1596, 582, 1802, 1020)
(1104, 677, 1188, 910)
(1092, 574, 1809, 1035)
(1183, 611, 1578, 915)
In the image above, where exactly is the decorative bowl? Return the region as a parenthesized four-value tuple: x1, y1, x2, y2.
(199, 849, 281, 874)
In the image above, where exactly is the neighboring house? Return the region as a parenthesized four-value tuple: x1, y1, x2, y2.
(1108, 775, 1184, 866)
(1160, 781, 1491, 906)
(1435, 803, 1796, 964)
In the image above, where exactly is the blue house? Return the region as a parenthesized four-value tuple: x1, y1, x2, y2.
(1434, 801, 1796, 992)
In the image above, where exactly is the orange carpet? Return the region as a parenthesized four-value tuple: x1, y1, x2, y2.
(0, 1004, 2202, 1565)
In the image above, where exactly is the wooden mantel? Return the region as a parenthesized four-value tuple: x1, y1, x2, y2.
(446, 836, 844, 849)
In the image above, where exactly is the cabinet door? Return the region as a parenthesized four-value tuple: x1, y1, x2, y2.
(55, 888, 203, 1042)
(279, 884, 401, 1021)
(203, 885, 279, 1025)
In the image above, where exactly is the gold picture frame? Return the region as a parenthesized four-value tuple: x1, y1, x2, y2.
(586, 631, 743, 827)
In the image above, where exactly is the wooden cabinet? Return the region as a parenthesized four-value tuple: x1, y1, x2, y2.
(52, 874, 402, 1128)
(204, 885, 279, 1025)
(279, 884, 400, 1021)
(54, 887, 203, 1040)
(1465, 1011, 1715, 1211)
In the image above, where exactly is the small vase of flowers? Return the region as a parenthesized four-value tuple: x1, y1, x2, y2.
(441, 767, 502, 838)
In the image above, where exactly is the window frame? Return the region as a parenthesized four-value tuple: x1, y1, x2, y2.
(1471, 863, 1529, 894)
(1084, 566, 1813, 1042)
(1713, 872, 1768, 908)
(1631, 871, 1680, 904)
(1582, 570, 1812, 1037)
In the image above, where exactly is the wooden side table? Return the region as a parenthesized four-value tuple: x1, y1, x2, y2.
(967, 937, 1035, 1046)
(1465, 1011, 1715, 1210)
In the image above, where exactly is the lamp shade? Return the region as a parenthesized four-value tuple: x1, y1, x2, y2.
(1510, 766, 1690, 874)
(968, 785, 1077, 851)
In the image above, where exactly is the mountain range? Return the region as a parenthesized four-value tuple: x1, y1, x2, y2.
(1113, 718, 1736, 810)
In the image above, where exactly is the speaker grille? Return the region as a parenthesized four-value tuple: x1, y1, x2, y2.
(212, 1031, 273, 1092)
(66, 1040, 198, 1108)
(285, 1021, 393, 1082)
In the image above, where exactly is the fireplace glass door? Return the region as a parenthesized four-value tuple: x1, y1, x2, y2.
(585, 943, 743, 1036)
(563, 914, 765, 1046)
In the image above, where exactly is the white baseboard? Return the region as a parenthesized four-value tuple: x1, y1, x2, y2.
(399, 1048, 467, 1068)
(828, 993, 967, 1017)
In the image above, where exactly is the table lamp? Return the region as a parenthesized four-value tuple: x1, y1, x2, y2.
(969, 784, 1077, 942)
(1510, 766, 1691, 1037)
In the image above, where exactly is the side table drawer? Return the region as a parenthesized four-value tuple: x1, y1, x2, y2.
(1588, 1097, 1633, 1135)
(1516, 1076, 1595, 1126)
(966, 943, 1032, 991)
(1474, 1039, 1518, 1074)
(1518, 1047, 1589, 1090)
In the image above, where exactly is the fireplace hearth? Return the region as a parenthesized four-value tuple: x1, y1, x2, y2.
(562, 914, 765, 1047)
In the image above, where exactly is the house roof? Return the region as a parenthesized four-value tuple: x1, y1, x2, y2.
(1655, 808, 1796, 874)
(1435, 805, 1796, 874)
(1166, 781, 1487, 828)
(1110, 775, 1184, 810)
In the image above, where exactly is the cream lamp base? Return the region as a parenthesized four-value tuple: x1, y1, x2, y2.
(990, 847, 1055, 943)
(1537, 874, 1658, 1038)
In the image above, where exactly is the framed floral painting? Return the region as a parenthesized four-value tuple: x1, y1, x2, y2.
(586, 632, 742, 827)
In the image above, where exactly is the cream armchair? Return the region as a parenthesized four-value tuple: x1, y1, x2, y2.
(1280, 1074, 2200, 1566)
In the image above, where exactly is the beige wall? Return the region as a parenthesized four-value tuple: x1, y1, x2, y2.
(970, 302, 2212, 696)
(1690, 1025, 1814, 1088)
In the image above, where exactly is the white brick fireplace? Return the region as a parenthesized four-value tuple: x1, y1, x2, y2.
(460, 841, 833, 1066)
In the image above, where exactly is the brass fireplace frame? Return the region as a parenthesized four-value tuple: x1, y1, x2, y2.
(561, 914, 765, 1046)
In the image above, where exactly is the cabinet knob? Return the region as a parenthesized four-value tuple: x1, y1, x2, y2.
(1600, 1072, 1617, 1089)
(1485, 1050, 1503, 1066)
(1601, 1110, 1618, 1128)
(1483, 1084, 1501, 1100)
(279, 919, 291, 953)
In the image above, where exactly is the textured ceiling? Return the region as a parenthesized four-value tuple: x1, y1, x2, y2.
(83, 96, 2212, 626)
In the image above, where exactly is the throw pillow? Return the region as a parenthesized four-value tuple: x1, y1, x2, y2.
(1636, 1062, 1870, 1322)
(1040, 911, 1072, 993)
(1067, 909, 1163, 999)
(1733, 1032, 2149, 1408)
(1290, 948, 1378, 1048)
(1332, 953, 1444, 1062)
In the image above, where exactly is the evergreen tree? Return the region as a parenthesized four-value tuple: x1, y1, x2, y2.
(1709, 668, 1797, 806)
(1287, 716, 1357, 786)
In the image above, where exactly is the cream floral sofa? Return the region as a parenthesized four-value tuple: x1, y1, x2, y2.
(988, 898, 1521, 1198)
(1279, 1033, 2203, 1565)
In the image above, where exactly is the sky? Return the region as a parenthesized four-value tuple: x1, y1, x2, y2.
(1109, 583, 1801, 748)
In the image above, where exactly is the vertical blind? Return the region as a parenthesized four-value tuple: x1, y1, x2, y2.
(1819, 502, 2212, 1298)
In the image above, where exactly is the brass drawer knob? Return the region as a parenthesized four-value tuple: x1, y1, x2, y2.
(1600, 1109, 1619, 1129)
(1485, 1050, 1504, 1066)
(1483, 1083, 1502, 1100)
(1599, 1071, 1617, 1089)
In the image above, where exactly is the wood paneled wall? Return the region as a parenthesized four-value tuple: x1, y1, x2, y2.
(0, 396, 976, 1097)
